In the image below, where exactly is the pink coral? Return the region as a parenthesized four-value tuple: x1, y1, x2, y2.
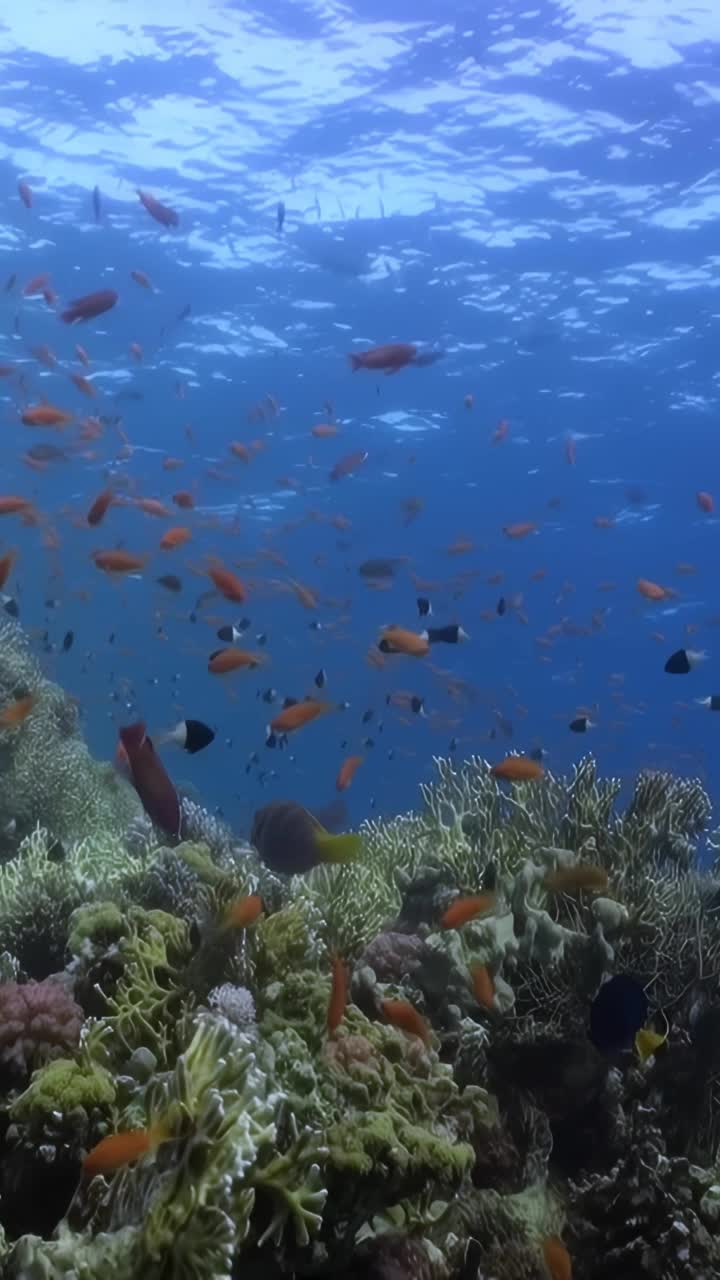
(0, 978, 83, 1074)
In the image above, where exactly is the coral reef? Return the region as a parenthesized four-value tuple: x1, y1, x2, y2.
(0, 978, 83, 1076)
(2, 732, 720, 1279)
(0, 617, 141, 850)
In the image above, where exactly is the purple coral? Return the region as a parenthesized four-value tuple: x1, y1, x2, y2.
(0, 978, 83, 1074)
(358, 930, 427, 983)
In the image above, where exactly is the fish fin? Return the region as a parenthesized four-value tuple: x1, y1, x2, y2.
(313, 831, 362, 864)
(148, 1117, 172, 1149)
(635, 1022, 667, 1063)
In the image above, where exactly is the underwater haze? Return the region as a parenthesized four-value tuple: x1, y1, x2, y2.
(2, 0, 720, 833)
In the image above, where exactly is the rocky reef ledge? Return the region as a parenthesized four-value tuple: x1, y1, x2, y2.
(0, 620, 719, 1278)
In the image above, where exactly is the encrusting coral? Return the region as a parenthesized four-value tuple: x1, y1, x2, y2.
(2, 735, 720, 1279)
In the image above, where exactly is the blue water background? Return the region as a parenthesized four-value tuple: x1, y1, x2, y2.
(2, 0, 720, 836)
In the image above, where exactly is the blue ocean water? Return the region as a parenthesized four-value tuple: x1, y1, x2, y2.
(2, 0, 720, 835)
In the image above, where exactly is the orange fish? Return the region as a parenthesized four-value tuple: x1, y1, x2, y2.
(327, 952, 348, 1035)
(208, 647, 265, 674)
(18, 181, 32, 209)
(69, 372, 96, 398)
(0, 496, 34, 517)
(222, 893, 264, 930)
(491, 756, 544, 782)
(637, 578, 672, 602)
(463, 393, 474, 410)
(288, 579, 318, 609)
(30, 344, 58, 369)
(21, 404, 73, 428)
(348, 343, 416, 374)
(129, 342, 143, 362)
(87, 490, 114, 527)
(492, 418, 509, 445)
(208, 565, 247, 603)
(160, 526, 191, 550)
(23, 273, 50, 297)
(162, 457, 184, 471)
(229, 442, 251, 463)
(440, 893, 496, 930)
(565, 436, 577, 465)
(75, 344, 91, 367)
(137, 189, 179, 228)
(336, 754, 364, 792)
(503, 522, 537, 540)
(329, 449, 368, 482)
(381, 998, 431, 1047)
(542, 1235, 572, 1280)
(130, 269, 153, 289)
(269, 700, 332, 734)
(378, 626, 430, 658)
(93, 549, 146, 575)
(0, 694, 35, 728)
(593, 515, 614, 529)
(697, 490, 714, 514)
(543, 864, 608, 894)
(470, 963, 495, 1011)
(0, 551, 15, 589)
(83, 1124, 168, 1178)
(173, 490, 195, 509)
(135, 498, 170, 518)
(311, 423, 339, 438)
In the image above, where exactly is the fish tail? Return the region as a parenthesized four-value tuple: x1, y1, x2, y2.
(347, 354, 361, 372)
(148, 1116, 172, 1150)
(314, 831, 362, 864)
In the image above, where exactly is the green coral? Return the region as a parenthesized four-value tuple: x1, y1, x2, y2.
(7, 1013, 299, 1280)
(7, 743, 720, 1277)
(10, 1056, 116, 1122)
(0, 827, 156, 976)
(97, 909, 194, 1070)
(0, 616, 141, 848)
(67, 901, 126, 958)
(260, 990, 485, 1206)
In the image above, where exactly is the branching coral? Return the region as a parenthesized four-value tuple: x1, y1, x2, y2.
(4, 740, 720, 1280)
(8, 1013, 283, 1279)
(0, 826, 156, 977)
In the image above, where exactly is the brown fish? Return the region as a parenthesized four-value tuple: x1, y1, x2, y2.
(250, 800, 361, 874)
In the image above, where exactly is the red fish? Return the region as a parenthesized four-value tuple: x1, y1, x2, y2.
(61, 289, 118, 324)
(330, 449, 368, 482)
(87, 489, 114, 526)
(697, 490, 714, 514)
(348, 343, 417, 374)
(137, 189, 179, 227)
(18, 181, 32, 209)
(23, 273, 50, 297)
(336, 754, 364, 792)
(327, 952, 348, 1035)
(119, 721, 180, 837)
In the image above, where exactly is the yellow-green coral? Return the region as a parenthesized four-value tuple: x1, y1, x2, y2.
(10, 1056, 116, 1122)
(0, 616, 141, 846)
(0, 827, 156, 976)
(98, 910, 194, 1071)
